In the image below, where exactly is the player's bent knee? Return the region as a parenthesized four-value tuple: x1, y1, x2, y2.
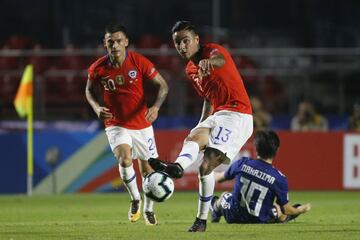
(204, 147, 227, 166)
(118, 157, 133, 167)
(204, 147, 227, 163)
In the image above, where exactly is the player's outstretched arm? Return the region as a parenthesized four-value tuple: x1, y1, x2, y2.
(273, 202, 311, 223)
(283, 202, 311, 216)
(209, 53, 225, 67)
(198, 53, 225, 78)
(215, 171, 226, 183)
(145, 73, 169, 122)
(85, 79, 113, 120)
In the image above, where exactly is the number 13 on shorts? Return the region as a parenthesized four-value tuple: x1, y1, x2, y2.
(211, 126, 233, 145)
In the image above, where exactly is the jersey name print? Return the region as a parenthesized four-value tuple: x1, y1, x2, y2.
(224, 157, 288, 223)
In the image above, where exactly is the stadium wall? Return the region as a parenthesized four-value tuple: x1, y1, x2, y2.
(0, 130, 359, 194)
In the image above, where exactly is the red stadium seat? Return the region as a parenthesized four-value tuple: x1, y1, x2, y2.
(232, 55, 259, 96)
(56, 44, 86, 70)
(64, 76, 86, 102)
(259, 75, 286, 113)
(43, 70, 88, 118)
(5, 35, 32, 49)
(44, 73, 66, 103)
(27, 44, 50, 74)
(136, 34, 162, 49)
(0, 45, 19, 70)
(0, 75, 20, 103)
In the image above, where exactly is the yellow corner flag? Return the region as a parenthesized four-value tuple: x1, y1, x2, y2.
(14, 64, 33, 117)
(14, 64, 34, 196)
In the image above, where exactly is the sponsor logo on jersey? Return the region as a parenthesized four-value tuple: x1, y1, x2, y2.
(128, 70, 137, 79)
(116, 75, 125, 85)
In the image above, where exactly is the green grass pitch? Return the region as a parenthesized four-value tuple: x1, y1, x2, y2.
(0, 191, 359, 240)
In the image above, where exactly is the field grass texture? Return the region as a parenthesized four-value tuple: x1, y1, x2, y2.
(0, 191, 359, 240)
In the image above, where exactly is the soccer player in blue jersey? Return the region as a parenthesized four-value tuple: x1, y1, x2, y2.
(211, 130, 311, 224)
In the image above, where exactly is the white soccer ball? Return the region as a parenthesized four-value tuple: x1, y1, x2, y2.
(143, 171, 174, 202)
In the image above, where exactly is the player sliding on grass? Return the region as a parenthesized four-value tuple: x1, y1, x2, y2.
(85, 23, 168, 225)
(149, 20, 253, 232)
(211, 130, 311, 224)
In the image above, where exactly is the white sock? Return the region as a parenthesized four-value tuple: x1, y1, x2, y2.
(175, 141, 200, 170)
(119, 164, 141, 201)
(142, 177, 154, 212)
(197, 172, 215, 220)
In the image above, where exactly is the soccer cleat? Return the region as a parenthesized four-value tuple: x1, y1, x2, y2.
(188, 217, 207, 232)
(148, 158, 184, 179)
(210, 196, 222, 223)
(143, 211, 158, 226)
(128, 200, 141, 222)
(284, 203, 302, 222)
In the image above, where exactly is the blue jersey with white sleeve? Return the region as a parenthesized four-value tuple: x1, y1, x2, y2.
(223, 157, 289, 223)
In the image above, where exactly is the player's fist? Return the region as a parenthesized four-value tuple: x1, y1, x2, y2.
(96, 106, 113, 120)
(301, 203, 311, 213)
(145, 106, 159, 122)
(198, 59, 214, 78)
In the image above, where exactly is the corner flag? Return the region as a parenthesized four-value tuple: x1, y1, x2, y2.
(14, 64, 34, 196)
(14, 64, 33, 117)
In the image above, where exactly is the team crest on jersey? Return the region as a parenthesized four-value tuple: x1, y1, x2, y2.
(128, 70, 137, 79)
(116, 75, 125, 85)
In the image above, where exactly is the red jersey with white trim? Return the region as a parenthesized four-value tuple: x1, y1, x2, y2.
(185, 43, 252, 115)
(88, 51, 158, 129)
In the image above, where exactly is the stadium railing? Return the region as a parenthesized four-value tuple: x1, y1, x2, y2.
(0, 47, 359, 129)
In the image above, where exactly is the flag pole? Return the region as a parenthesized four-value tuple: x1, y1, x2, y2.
(27, 96, 33, 196)
(14, 64, 34, 196)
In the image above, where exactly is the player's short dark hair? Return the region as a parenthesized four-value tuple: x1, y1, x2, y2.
(254, 130, 280, 159)
(105, 23, 128, 37)
(171, 20, 198, 35)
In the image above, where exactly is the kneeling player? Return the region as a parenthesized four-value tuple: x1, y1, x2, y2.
(210, 130, 311, 224)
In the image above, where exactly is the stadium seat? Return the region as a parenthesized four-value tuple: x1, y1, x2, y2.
(5, 35, 33, 49)
(0, 75, 19, 103)
(136, 34, 162, 49)
(27, 44, 50, 74)
(57, 44, 86, 70)
(0, 45, 19, 70)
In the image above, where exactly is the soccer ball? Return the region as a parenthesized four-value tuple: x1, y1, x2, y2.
(143, 171, 174, 202)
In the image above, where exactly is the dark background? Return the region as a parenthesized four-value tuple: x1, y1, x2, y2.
(2, 0, 359, 48)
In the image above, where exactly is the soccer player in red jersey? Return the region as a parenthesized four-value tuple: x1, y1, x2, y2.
(85, 23, 169, 225)
(149, 21, 253, 231)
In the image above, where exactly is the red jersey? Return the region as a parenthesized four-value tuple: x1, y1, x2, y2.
(185, 43, 252, 115)
(88, 51, 158, 129)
